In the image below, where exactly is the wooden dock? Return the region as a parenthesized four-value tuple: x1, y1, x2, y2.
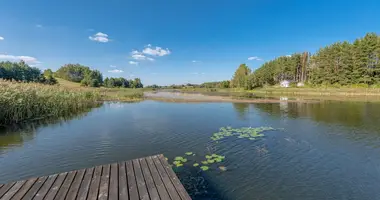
(0, 154, 191, 200)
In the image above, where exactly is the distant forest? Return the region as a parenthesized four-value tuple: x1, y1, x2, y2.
(153, 32, 380, 90)
(230, 32, 380, 89)
(0, 62, 144, 88)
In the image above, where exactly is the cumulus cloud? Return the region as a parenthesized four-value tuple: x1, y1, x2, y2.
(129, 61, 139, 65)
(108, 69, 124, 73)
(248, 56, 262, 61)
(0, 36, 4, 40)
(0, 54, 40, 65)
(285, 55, 292, 57)
(89, 32, 110, 43)
(130, 50, 154, 61)
(142, 45, 171, 56)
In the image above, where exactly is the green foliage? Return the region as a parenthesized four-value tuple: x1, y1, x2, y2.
(55, 64, 91, 83)
(103, 77, 143, 88)
(185, 152, 193, 156)
(234, 33, 380, 88)
(0, 80, 100, 126)
(0, 61, 54, 84)
(81, 70, 103, 87)
(193, 163, 199, 167)
(211, 126, 274, 141)
(200, 166, 209, 171)
(231, 64, 251, 88)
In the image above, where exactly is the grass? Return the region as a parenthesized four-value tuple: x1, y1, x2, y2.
(56, 78, 145, 101)
(0, 80, 101, 126)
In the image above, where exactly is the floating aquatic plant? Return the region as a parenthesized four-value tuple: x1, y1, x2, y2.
(193, 163, 199, 167)
(185, 152, 193, 156)
(211, 126, 274, 141)
(200, 166, 209, 171)
(201, 161, 209, 165)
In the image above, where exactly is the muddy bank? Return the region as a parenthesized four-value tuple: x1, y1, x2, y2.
(144, 92, 319, 103)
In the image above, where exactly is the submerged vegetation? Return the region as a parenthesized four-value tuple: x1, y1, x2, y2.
(0, 80, 101, 126)
(168, 126, 276, 172)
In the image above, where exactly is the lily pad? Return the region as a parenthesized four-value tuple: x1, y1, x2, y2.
(174, 156, 184, 161)
(185, 152, 193, 156)
(207, 159, 215, 164)
(193, 163, 199, 167)
(201, 161, 209, 165)
(200, 166, 209, 171)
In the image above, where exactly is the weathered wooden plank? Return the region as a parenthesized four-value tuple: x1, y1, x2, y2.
(98, 164, 110, 200)
(118, 162, 129, 200)
(140, 158, 160, 200)
(76, 167, 94, 200)
(65, 169, 86, 200)
(87, 165, 102, 200)
(152, 155, 181, 200)
(10, 178, 38, 200)
(133, 159, 150, 200)
(126, 160, 139, 200)
(1, 180, 26, 200)
(21, 176, 48, 200)
(158, 154, 192, 200)
(146, 156, 171, 200)
(0, 182, 16, 199)
(0, 184, 3, 190)
(54, 171, 76, 200)
(109, 163, 119, 200)
(33, 174, 58, 200)
(43, 172, 67, 200)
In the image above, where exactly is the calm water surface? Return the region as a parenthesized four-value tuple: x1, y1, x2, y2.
(1, 100, 380, 200)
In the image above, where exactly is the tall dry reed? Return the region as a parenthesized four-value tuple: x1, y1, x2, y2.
(0, 80, 101, 126)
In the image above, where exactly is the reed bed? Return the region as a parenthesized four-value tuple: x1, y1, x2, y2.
(0, 80, 101, 126)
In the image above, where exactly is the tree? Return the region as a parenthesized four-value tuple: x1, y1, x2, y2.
(55, 64, 91, 83)
(231, 64, 251, 88)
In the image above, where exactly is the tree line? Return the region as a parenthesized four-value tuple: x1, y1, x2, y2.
(0, 62, 144, 88)
(0, 61, 57, 85)
(223, 32, 380, 89)
(54, 64, 143, 88)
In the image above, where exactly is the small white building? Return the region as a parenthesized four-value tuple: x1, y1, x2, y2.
(280, 80, 290, 88)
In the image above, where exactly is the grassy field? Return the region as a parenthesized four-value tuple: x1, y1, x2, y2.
(56, 78, 145, 101)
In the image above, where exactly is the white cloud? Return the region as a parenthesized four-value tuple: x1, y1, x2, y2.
(191, 72, 206, 75)
(142, 45, 171, 56)
(248, 56, 262, 61)
(110, 65, 117, 68)
(0, 54, 41, 65)
(108, 69, 124, 73)
(285, 55, 292, 57)
(89, 32, 110, 43)
(129, 61, 139, 65)
(36, 24, 43, 28)
(130, 50, 154, 61)
(0, 36, 4, 41)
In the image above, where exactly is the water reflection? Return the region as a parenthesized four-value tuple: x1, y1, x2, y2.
(0, 106, 100, 149)
(252, 101, 380, 128)
(232, 103, 249, 119)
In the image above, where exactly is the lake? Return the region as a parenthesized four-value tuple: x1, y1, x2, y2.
(1, 100, 380, 199)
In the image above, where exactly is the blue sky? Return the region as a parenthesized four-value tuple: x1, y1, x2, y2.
(1, 0, 380, 85)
